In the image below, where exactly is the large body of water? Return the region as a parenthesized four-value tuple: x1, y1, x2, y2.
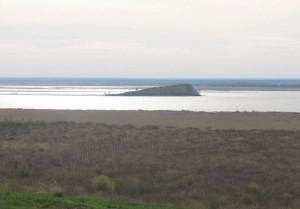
(1, 78, 300, 89)
(0, 85, 300, 112)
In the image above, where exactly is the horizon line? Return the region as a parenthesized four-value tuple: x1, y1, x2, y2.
(1, 77, 300, 80)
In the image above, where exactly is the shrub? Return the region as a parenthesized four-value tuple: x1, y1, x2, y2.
(53, 192, 63, 198)
(205, 192, 220, 209)
(19, 170, 29, 179)
(104, 169, 117, 178)
(246, 182, 261, 195)
(177, 176, 194, 188)
(240, 193, 255, 205)
(93, 165, 102, 175)
(91, 175, 115, 194)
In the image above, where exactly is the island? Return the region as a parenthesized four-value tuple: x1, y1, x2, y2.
(112, 84, 200, 96)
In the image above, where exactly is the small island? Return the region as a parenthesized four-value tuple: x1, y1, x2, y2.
(112, 84, 200, 96)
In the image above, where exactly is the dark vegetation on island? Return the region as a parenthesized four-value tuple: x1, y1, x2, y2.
(0, 121, 299, 209)
(111, 84, 200, 96)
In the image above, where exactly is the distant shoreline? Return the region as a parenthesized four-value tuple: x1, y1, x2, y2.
(1, 109, 299, 130)
(195, 87, 300, 91)
(1, 85, 300, 92)
(0, 78, 300, 90)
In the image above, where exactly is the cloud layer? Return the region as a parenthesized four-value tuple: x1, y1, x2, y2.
(0, 0, 299, 77)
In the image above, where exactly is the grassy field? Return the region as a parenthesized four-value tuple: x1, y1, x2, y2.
(0, 120, 300, 209)
(1, 109, 300, 130)
(0, 192, 196, 209)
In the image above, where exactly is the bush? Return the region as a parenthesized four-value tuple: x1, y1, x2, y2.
(53, 192, 63, 198)
(104, 169, 117, 178)
(91, 175, 115, 194)
(240, 193, 255, 205)
(177, 176, 194, 188)
(246, 182, 261, 195)
(205, 192, 220, 209)
(19, 170, 29, 179)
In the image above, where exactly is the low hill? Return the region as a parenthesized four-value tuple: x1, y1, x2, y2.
(113, 84, 200, 96)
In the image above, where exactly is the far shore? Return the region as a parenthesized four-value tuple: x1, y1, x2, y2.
(196, 87, 300, 91)
(0, 109, 299, 130)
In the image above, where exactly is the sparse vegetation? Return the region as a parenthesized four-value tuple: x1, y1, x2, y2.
(0, 121, 299, 208)
(53, 192, 64, 198)
(92, 175, 115, 195)
(240, 193, 255, 205)
(0, 192, 194, 209)
(205, 193, 219, 209)
(280, 192, 293, 206)
(113, 84, 200, 96)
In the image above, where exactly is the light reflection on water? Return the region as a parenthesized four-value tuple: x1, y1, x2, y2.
(0, 87, 299, 112)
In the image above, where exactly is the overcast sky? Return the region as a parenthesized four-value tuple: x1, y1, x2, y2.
(0, 0, 299, 78)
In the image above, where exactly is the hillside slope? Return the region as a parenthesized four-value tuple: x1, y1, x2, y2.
(113, 84, 200, 96)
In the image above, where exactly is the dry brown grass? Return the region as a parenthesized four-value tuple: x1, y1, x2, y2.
(0, 120, 300, 209)
(0, 109, 300, 130)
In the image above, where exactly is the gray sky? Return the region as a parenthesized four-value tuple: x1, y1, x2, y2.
(0, 0, 299, 78)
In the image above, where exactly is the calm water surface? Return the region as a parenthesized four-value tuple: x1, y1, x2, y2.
(0, 86, 299, 112)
